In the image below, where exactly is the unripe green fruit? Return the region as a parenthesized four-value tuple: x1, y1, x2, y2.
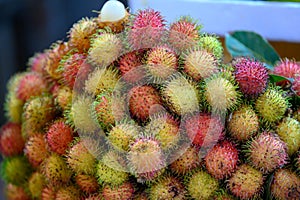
(28, 172, 46, 199)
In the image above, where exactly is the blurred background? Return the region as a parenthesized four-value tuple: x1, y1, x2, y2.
(0, 0, 299, 198)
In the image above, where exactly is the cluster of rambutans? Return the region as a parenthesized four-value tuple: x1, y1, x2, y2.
(0, 1, 300, 200)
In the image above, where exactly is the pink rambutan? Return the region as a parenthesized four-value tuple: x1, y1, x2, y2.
(0, 122, 25, 157)
(233, 57, 269, 97)
(273, 58, 300, 78)
(28, 52, 48, 75)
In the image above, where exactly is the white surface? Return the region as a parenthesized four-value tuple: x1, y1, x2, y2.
(129, 0, 300, 42)
(100, 0, 126, 22)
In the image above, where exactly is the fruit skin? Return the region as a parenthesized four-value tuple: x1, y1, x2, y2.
(5, 183, 30, 200)
(246, 132, 288, 173)
(27, 52, 48, 74)
(0, 122, 25, 157)
(273, 58, 300, 78)
(292, 75, 300, 96)
(56, 86, 73, 110)
(255, 86, 289, 124)
(227, 105, 259, 141)
(41, 187, 56, 200)
(183, 49, 218, 81)
(28, 172, 46, 199)
(75, 173, 99, 194)
(198, 34, 223, 60)
(271, 169, 300, 200)
(55, 185, 81, 200)
(228, 164, 264, 200)
(4, 93, 24, 124)
(148, 175, 186, 200)
(185, 113, 224, 148)
(185, 169, 219, 200)
(233, 57, 269, 97)
(129, 85, 163, 121)
(128, 9, 166, 49)
(276, 117, 300, 155)
(205, 140, 238, 180)
(102, 181, 135, 200)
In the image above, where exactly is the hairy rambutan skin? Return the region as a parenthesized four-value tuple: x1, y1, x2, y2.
(46, 120, 74, 155)
(271, 169, 300, 200)
(198, 34, 224, 60)
(183, 49, 218, 81)
(185, 113, 224, 148)
(16, 72, 49, 101)
(228, 164, 264, 200)
(75, 174, 99, 194)
(205, 140, 238, 179)
(68, 17, 98, 53)
(0, 122, 25, 157)
(276, 117, 300, 155)
(28, 172, 46, 199)
(24, 134, 50, 168)
(56, 86, 73, 110)
(28, 52, 48, 74)
(292, 75, 300, 96)
(233, 57, 269, 97)
(41, 187, 56, 200)
(102, 181, 135, 200)
(228, 105, 259, 141)
(247, 132, 288, 173)
(84, 193, 104, 200)
(56, 185, 81, 200)
(129, 85, 163, 121)
(5, 183, 30, 200)
(185, 169, 219, 200)
(273, 58, 300, 78)
(4, 93, 24, 124)
(128, 9, 166, 49)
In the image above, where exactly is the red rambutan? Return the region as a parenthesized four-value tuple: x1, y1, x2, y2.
(292, 75, 300, 96)
(273, 58, 300, 78)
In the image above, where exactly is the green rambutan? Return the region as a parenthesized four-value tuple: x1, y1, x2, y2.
(0, 122, 25, 157)
(271, 169, 300, 200)
(56, 86, 73, 110)
(273, 58, 300, 79)
(0, 156, 32, 186)
(246, 132, 288, 173)
(28, 172, 46, 199)
(5, 183, 30, 200)
(198, 34, 224, 60)
(56, 185, 81, 200)
(75, 173, 100, 194)
(227, 105, 259, 141)
(227, 164, 264, 200)
(183, 48, 218, 81)
(185, 169, 219, 200)
(276, 117, 300, 155)
(4, 93, 24, 123)
(102, 181, 135, 200)
(205, 140, 238, 180)
(255, 86, 289, 124)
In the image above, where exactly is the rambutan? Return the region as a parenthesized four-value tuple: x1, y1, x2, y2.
(273, 58, 300, 78)
(227, 164, 264, 200)
(183, 49, 218, 81)
(5, 183, 30, 200)
(246, 132, 288, 173)
(56, 86, 73, 110)
(205, 140, 238, 179)
(41, 187, 56, 200)
(292, 75, 300, 96)
(28, 52, 48, 74)
(56, 185, 81, 200)
(185, 113, 224, 148)
(128, 9, 166, 49)
(233, 57, 269, 97)
(75, 173, 99, 194)
(227, 105, 259, 141)
(84, 193, 104, 200)
(0, 122, 25, 157)
(102, 181, 135, 200)
(28, 172, 46, 199)
(198, 34, 224, 60)
(4, 94, 24, 123)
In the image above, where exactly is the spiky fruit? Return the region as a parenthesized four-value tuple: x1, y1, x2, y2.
(146, 46, 178, 81)
(255, 87, 289, 123)
(185, 113, 224, 148)
(46, 120, 74, 155)
(4, 93, 24, 123)
(0, 156, 32, 186)
(145, 114, 180, 150)
(41, 187, 56, 200)
(162, 75, 199, 115)
(28, 52, 48, 74)
(128, 9, 166, 49)
(204, 75, 240, 112)
(96, 151, 128, 186)
(213, 190, 234, 200)
(271, 169, 300, 200)
(88, 33, 122, 67)
(276, 117, 300, 155)
(16, 72, 48, 101)
(129, 85, 163, 121)
(56, 86, 73, 110)
(205, 140, 238, 179)
(42, 154, 72, 185)
(128, 137, 165, 183)
(107, 122, 139, 151)
(67, 140, 96, 175)
(68, 18, 98, 53)
(198, 34, 223, 60)
(169, 145, 201, 174)
(102, 181, 135, 200)
(273, 58, 300, 78)
(149, 175, 186, 200)
(75, 174, 99, 194)
(228, 164, 264, 200)
(233, 57, 269, 97)
(168, 16, 201, 51)
(247, 132, 288, 173)
(183, 49, 218, 81)
(5, 184, 30, 200)
(228, 105, 259, 141)
(293, 75, 300, 96)
(0, 122, 24, 157)
(56, 185, 81, 200)
(28, 172, 46, 199)
(84, 193, 104, 200)
(185, 169, 219, 200)
(85, 66, 120, 96)
(24, 134, 49, 168)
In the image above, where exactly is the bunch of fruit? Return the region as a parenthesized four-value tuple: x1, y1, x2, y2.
(0, 0, 299, 199)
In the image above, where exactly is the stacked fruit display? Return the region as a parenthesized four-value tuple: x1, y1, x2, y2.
(0, 0, 299, 199)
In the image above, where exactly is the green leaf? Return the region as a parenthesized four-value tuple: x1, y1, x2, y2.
(269, 74, 293, 84)
(225, 31, 280, 69)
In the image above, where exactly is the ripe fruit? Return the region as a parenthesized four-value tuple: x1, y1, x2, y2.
(102, 181, 134, 200)
(198, 34, 223, 60)
(56, 185, 81, 200)
(56, 86, 73, 110)
(273, 58, 300, 78)
(4, 93, 24, 123)
(28, 172, 46, 199)
(5, 184, 30, 200)
(293, 75, 300, 96)
(28, 52, 48, 74)
(75, 174, 99, 194)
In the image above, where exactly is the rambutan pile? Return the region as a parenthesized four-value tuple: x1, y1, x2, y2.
(1, 1, 300, 199)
